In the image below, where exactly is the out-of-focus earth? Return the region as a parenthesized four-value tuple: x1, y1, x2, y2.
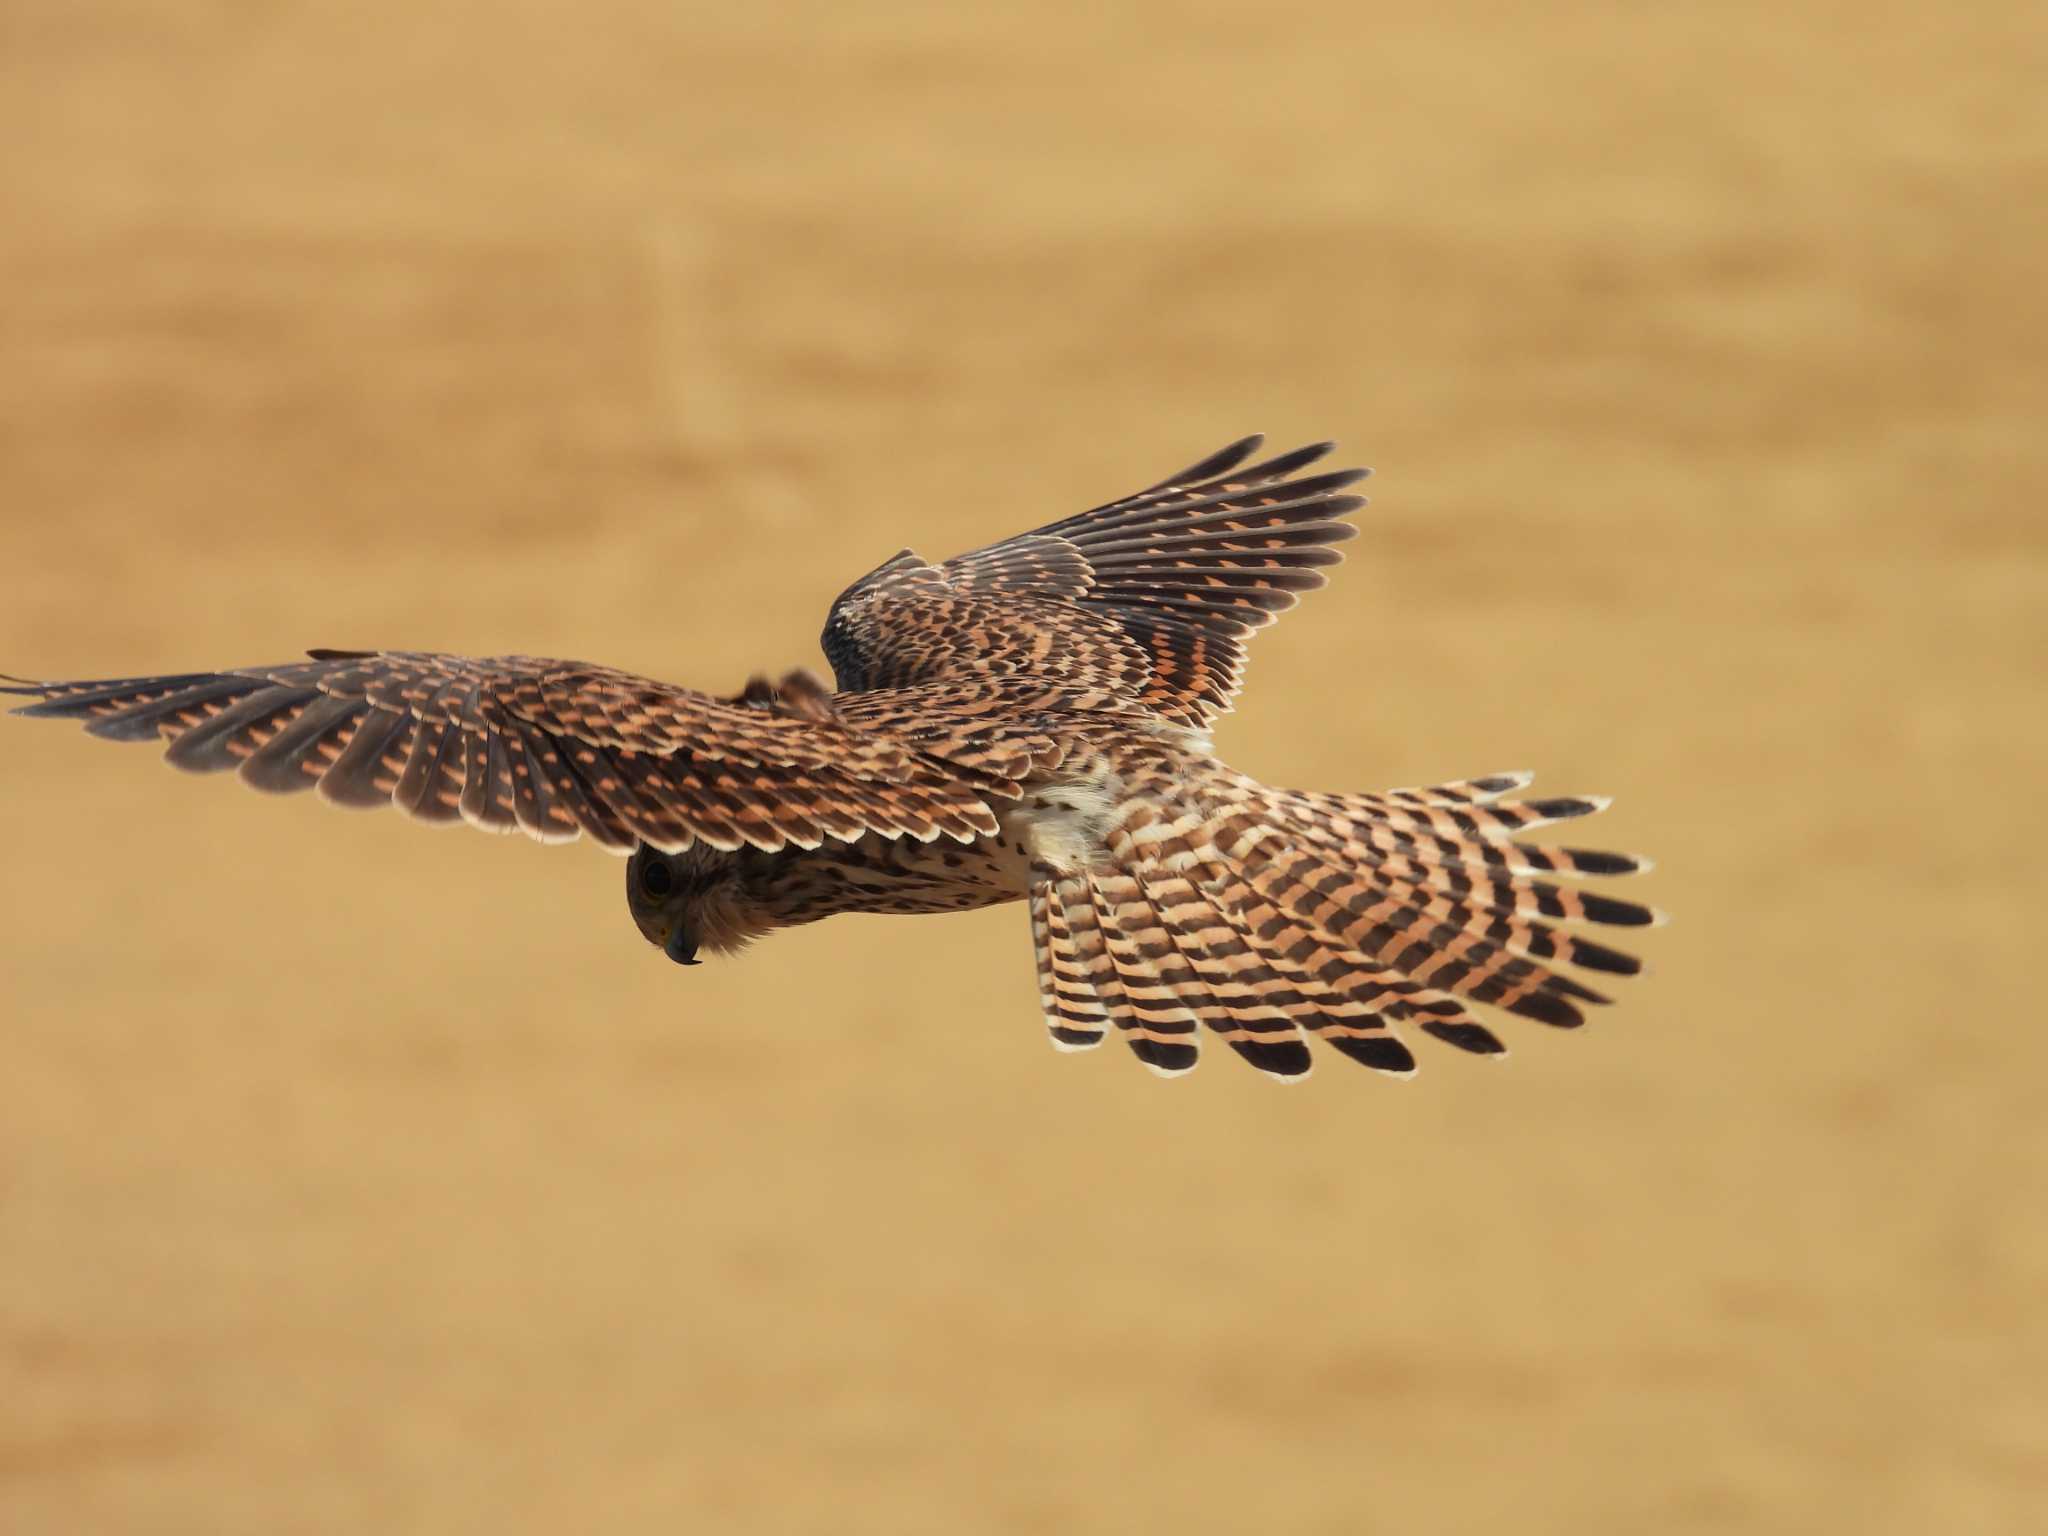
(1, 4, 2040, 1531)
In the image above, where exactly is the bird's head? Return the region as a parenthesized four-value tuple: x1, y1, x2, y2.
(625, 843, 776, 965)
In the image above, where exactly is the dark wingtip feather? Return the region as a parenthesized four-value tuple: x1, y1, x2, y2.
(84, 713, 177, 743)
(1152, 435, 1266, 490)
(83, 678, 265, 742)
(1236, 441, 1336, 481)
(1287, 466, 1372, 496)
(6, 673, 228, 722)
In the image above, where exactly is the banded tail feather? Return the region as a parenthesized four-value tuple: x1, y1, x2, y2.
(1089, 875, 1207, 1077)
(1031, 766, 1660, 1078)
(1229, 775, 1659, 1044)
(1132, 871, 1314, 1078)
(1030, 875, 1110, 1053)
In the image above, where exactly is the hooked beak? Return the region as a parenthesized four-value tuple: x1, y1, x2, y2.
(665, 925, 701, 966)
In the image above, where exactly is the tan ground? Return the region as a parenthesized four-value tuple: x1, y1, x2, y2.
(1, 3, 2042, 1532)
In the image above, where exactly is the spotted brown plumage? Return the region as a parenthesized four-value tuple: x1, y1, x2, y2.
(6, 435, 1662, 1080)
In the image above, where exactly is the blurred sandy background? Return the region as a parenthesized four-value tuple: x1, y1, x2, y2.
(1, 3, 2041, 1532)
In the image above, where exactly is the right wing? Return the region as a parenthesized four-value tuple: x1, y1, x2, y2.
(821, 436, 1368, 728)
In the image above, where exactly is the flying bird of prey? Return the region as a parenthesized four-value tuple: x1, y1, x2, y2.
(5, 437, 1659, 1079)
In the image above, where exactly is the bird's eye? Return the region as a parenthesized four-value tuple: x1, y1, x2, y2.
(640, 860, 676, 899)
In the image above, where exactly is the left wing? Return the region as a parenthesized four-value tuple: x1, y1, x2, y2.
(4, 652, 1019, 853)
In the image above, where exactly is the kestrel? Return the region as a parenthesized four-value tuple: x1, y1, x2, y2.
(5, 437, 1659, 1079)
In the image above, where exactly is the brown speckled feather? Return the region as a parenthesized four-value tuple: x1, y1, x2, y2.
(822, 435, 1366, 727)
(3, 655, 1027, 855)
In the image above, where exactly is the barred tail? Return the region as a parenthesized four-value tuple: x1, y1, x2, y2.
(1028, 770, 1662, 1080)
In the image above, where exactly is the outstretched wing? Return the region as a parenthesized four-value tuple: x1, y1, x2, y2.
(821, 436, 1367, 728)
(3, 652, 1014, 853)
